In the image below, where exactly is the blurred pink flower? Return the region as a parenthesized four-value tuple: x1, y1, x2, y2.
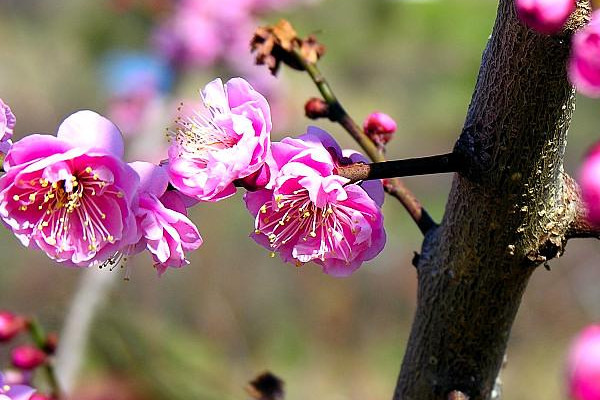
(245, 127, 385, 277)
(152, 0, 312, 70)
(567, 324, 600, 400)
(580, 142, 600, 226)
(168, 77, 271, 201)
(363, 111, 397, 146)
(0, 111, 139, 266)
(128, 162, 202, 275)
(516, 0, 575, 35)
(0, 311, 25, 342)
(570, 11, 600, 97)
(0, 373, 35, 400)
(0, 98, 15, 156)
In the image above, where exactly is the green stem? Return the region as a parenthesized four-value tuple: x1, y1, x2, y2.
(293, 48, 437, 234)
(27, 319, 62, 400)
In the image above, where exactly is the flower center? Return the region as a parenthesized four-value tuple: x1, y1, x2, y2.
(170, 108, 237, 162)
(13, 166, 124, 252)
(254, 188, 355, 265)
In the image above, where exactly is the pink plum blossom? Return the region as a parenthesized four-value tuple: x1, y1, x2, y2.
(0, 99, 15, 156)
(570, 11, 600, 97)
(0, 111, 139, 266)
(129, 162, 202, 275)
(0, 373, 36, 400)
(567, 324, 600, 400)
(0, 312, 25, 342)
(244, 127, 385, 277)
(580, 142, 600, 226)
(168, 77, 271, 201)
(515, 0, 575, 35)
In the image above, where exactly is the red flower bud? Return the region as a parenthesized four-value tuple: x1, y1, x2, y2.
(0, 311, 26, 342)
(11, 346, 47, 370)
(363, 112, 397, 146)
(304, 98, 329, 119)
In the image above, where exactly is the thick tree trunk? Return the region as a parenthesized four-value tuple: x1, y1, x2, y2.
(393, 1, 590, 399)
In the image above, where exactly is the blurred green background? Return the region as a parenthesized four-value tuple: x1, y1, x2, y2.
(1, 0, 599, 399)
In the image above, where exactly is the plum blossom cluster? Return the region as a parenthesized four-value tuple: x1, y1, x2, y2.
(0, 77, 386, 277)
(166, 78, 386, 275)
(0, 311, 56, 400)
(0, 103, 201, 274)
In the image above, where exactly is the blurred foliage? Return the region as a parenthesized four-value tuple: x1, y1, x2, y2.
(1, 0, 600, 399)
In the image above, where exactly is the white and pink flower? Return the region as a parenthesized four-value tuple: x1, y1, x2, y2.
(245, 127, 385, 277)
(0, 111, 139, 266)
(129, 162, 202, 275)
(168, 77, 272, 201)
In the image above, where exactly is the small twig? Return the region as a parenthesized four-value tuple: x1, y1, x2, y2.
(337, 153, 458, 182)
(291, 48, 439, 234)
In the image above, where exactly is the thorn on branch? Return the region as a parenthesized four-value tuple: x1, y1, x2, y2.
(246, 371, 285, 400)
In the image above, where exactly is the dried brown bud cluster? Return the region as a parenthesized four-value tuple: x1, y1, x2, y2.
(251, 19, 326, 75)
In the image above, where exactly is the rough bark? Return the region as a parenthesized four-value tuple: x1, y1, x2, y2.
(393, 1, 590, 399)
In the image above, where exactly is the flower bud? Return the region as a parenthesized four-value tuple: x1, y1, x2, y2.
(11, 346, 46, 370)
(363, 112, 397, 146)
(567, 324, 600, 400)
(0, 312, 26, 342)
(304, 97, 329, 119)
(569, 11, 600, 97)
(515, 0, 575, 35)
(579, 142, 600, 226)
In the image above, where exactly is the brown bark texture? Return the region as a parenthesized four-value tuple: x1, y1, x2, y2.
(393, 1, 590, 399)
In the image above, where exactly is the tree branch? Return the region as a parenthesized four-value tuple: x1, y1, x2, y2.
(394, 1, 590, 399)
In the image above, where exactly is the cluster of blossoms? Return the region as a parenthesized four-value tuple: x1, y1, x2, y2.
(0, 311, 56, 400)
(0, 106, 201, 274)
(0, 77, 386, 276)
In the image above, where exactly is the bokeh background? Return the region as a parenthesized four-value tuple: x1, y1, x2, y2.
(0, 0, 599, 399)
